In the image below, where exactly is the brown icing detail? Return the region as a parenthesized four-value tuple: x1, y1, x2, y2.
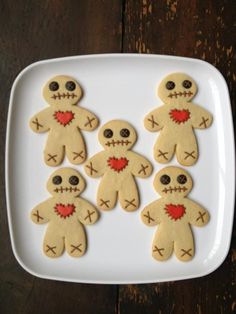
(47, 154, 57, 163)
(51, 92, 77, 100)
(184, 151, 196, 160)
(181, 248, 192, 257)
(32, 118, 43, 130)
(162, 186, 187, 194)
(73, 151, 84, 160)
(105, 139, 132, 147)
(84, 116, 96, 128)
(86, 162, 98, 176)
(124, 198, 136, 209)
(70, 244, 82, 253)
(165, 204, 186, 221)
(138, 164, 149, 175)
(53, 186, 80, 193)
(99, 199, 110, 208)
(54, 111, 75, 126)
(199, 116, 209, 128)
(143, 211, 155, 224)
(153, 245, 164, 256)
(157, 149, 169, 160)
(84, 210, 96, 223)
(46, 245, 56, 254)
(33, 210, 44, 222)
(107, 157, 129, 173)
(147, 114, 159, 128)
(196, 211, 206, 223)
(168, 91, 193, 98)
(54, 203, 76, 219)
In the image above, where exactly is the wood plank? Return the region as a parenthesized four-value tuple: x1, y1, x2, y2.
(120, 0, 236, 313)
(0, 1, 122, 313)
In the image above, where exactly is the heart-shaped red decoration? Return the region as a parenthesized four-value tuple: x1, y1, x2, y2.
(165, 204, 186, 221)
(54, 111, 75, 126)
(107, 157, 129, 172)
(54, 203, 75, 218)
(169, 109, 190, 124)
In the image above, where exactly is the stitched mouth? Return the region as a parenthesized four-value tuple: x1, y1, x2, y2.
(162, 186, 187, 194)
(168, 91, 193, 98)
(54, 186, 80, 193)
(105, 139, 132, 147)
(51, 92, 77, 100)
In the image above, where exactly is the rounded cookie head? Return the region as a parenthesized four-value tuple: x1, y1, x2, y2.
(158, 73, 197, 104)
(98, 120, 137, 150)
(47, 167, 85, 196)
(154, 166, 192, 197)
(43, 75, 82, 106)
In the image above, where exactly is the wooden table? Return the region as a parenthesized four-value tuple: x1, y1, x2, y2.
(0, 1, 235, 313)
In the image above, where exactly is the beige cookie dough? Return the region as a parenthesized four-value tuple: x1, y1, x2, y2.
(141, 166, 209, 262)
(31, 168, 99, 258)
(84, 120, 153, 211)
(144, 73, 213, 166)
(30, 75, 99, 166)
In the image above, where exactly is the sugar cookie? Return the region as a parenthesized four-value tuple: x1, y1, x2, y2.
(84, 120, 153, 211)
(31, 168, 99, 258)
(30, 75, 99, 166)
(141, 166, 209, 261)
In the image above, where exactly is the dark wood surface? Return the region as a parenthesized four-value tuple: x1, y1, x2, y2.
(0, 1, 235, 313)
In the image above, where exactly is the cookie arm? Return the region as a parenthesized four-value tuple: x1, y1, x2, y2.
(190, 104, 213, 129)
(74, 107, 99, 131)
(84, 152, 107, 178)
(29, 108, 51, 133)
(74, 198, 99, 225)
(127, 152, 153, 178)
(141, 200, 162, 226)
(144, 107, 166, 132)
(186, 199, 210, 226)
(30, 199, 53, 224)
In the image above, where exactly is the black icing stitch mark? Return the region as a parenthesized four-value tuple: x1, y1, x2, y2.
(196, 211, 206, 223)
(47, 154, 57, 163)
(147, 115, 159, 128)
(84, 116, 96, 128)
(33, 210, 44, 222)
(51, 92, 77, 100)
(99, 199, 110, 208)
(168, 91, 193, 98)
(32, 118, 43, 130)
(138, 164, 149, 175)
(157, 149, 168, 160)
(85, 162, 98, 176)
(162, 186, 187, 194)
(153, 246, 164, 257)
(184, 151, 196, 160)
(199, 116, 209, 128)
(70, 244, 82, 254)
(84, 210, 96, 223)
(46, 245, 57, 254)
(124, 199, 136, 209)
(181, 248, 192, 257)
(105, 139, 132, 147)
(143, 211, 155, 224)
(73, 151, 84, 160)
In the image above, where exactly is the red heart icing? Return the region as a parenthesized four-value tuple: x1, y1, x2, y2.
(54, 203, 75, 218)
(169, 109, 190, 124)
(54, 111, 75, 126)
(165, 204, 186, 221)
(107, 157, 129, 172)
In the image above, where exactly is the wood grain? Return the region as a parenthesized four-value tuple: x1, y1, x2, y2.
(0, 0, 235, 313)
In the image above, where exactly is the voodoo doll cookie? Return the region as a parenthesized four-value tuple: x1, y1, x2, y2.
(31, 168, 99, 258)
(144, 73, 213, 166)
(141, 166, 209, 262)
(30, 75, 99, 166)
(84, 120, 153, 211)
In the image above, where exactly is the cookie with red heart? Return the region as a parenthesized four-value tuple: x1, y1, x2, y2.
(84, 119, 153, 211)
(144, 72, 213, 166)
(141, 166, 210, 262)
(31, 167, 99, 258)
(29, 75, 99, 166)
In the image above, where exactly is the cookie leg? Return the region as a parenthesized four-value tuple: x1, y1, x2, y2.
(44, 133, 65, 166)
(152, 227, 173, 261)
(176, 133, 198, 166)
(97, 177, 117, 210)
(65, 223, 87, 257)
(43, 225, 64, 258)
(65, 132, 86, 165)
(174, 228, 194, 261)
(154, 132, 176, 163)
(119, 175, 139, 211)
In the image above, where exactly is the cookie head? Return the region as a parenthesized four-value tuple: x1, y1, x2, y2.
(154, 166, 192, 197)
(98, 120, 137, 150)
(43, 75, 82, 106)
(47, 167, 85, 196)
(158, 73, 197, 104)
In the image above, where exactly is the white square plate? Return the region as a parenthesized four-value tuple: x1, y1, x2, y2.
(6, 54, 235, 284)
